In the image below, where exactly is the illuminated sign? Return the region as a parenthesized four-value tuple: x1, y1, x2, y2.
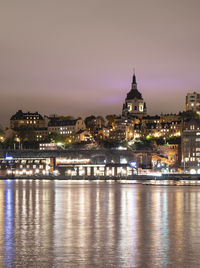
(56, 158, 91, 165)
(5, 156, 13, 160)
(129, 161, 137, 168)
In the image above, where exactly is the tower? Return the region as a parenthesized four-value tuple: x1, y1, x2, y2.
(122, 73, 147, 117)
(185, 92, 200, 115)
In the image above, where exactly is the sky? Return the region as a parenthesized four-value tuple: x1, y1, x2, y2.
(0, 0, 200, 127)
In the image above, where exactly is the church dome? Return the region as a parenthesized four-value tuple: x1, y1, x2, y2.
(125, 74, 143, 100)
(126, 89, 142, 100)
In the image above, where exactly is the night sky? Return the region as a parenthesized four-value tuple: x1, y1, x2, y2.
(1, 0, 200, 126)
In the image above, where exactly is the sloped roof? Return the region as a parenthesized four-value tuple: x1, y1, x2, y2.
(126, 89, 142, 100)
(48, 119, 78, 127)
(10, 110, 44, 120)
(125, 74, 143, 100)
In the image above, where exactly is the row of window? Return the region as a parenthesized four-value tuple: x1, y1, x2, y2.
(18, 165, 44, 169)
(0, 159, 47, 164)
(60, 131, 72, 134)
(184, 157, 200, 162)
(26, 117, 40, 120)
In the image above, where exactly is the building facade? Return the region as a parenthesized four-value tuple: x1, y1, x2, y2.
(185, 92, 200, 115)
(10, 110, 45, 129)
(181, 119, 200, 173)
(48, 117, 86, 135)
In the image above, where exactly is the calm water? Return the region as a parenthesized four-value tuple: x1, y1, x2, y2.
(1, 180, 200, 268)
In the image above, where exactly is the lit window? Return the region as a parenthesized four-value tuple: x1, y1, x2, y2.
(139, 105, 143, 112)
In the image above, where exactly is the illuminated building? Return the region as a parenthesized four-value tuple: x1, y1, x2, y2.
(35, 128, 49, 141)
(107, 117, 139, 141)
(141, 115, 183, 138)
(85, 116, 105, 133)
(0, 149, 153, 177)
(48, 117, 86, 135)
(71, 130, 93, 143)
(122, 73, 147, 117)
(109, 128, 126, 141)
(0, 157, 53, 176)
(10, 110, 48, 142)
(168, 143, 181, 171)
(10, 110, 45, 129)
(181, 119, 200, 173)
(185, 92, 200, 115)
(168, 144, 179, 164)
(151, 154, 169, 171)
(39, 143, 62, 150)
(102, 127, 110, 139)
(133, 122, 142, 139)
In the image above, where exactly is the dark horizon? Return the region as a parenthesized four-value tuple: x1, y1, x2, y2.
(1, 0, 200, 127)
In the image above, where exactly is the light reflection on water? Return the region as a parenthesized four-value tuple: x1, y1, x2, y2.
(0, 180, 200, 267)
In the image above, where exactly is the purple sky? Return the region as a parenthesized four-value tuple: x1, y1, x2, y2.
(1, 0, 200, 127)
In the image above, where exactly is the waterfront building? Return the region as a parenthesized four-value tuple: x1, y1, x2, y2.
(181, 119, 200, 173)
(151, 154, 169, 172)
(0, 149, 152, 177)
(185, 92, 200, 115)
(0, 156, 53, 176)
(122, 73, 147, 118)
(167, 143, 181, 171)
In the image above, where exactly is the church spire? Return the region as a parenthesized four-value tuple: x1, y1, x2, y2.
(132, 70, 137, 90)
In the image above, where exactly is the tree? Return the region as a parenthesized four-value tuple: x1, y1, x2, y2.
(0, 128, 5, 143)
(59, 116, 75, 120)
(48, 132, 65, 143)
(179, 110, 199, 119)
(84, 115, 96, 128)
(17, 126, 36, 142)
(106, 114, 118, 127)
(96, 116, 105, 128)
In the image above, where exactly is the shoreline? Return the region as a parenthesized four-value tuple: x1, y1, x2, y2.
(1, 174, 200, 181)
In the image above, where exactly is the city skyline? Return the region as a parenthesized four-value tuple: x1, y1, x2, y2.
(1, 72, 198, 128)
(1, 2, 200, 268)
(1, 0, 200, 126)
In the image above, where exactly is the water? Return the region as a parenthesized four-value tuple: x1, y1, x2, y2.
(1, 180, 200, 267)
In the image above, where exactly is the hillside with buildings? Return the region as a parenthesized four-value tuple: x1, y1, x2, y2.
(0, 73, 200, 175)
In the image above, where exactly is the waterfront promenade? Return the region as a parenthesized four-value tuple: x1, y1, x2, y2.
(0, 149, 199, 181)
